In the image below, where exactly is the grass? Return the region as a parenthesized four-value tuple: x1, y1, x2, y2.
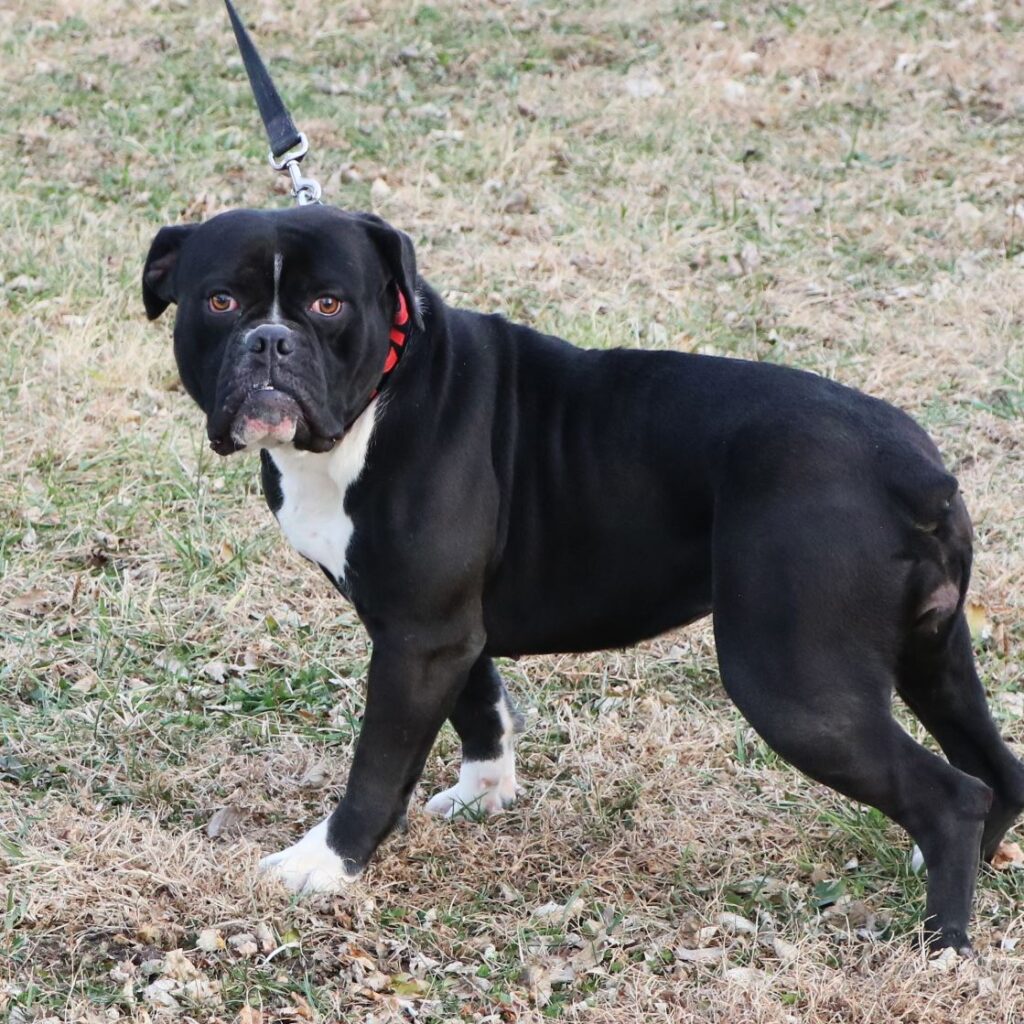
(3, 0, 1024, 1020)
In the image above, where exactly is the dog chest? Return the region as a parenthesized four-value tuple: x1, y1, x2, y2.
(262, 401, 377, 586)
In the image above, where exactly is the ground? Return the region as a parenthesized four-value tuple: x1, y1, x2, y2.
(3, 0, 1024, 1021)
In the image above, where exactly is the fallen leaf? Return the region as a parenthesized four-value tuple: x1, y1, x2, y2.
(195, 928, 224, 953)
(161, 949, 199, 982)
(206, 804, 244, 839)
(299, 763, 330, 789)
(532, 896, 583, 921)
(228, 933, 259, 958)
(255, 922, 275, 952)
(238, 1006, 263, 1024)
(772, 936, 799, 963)
(717, 912, 757, 935)
(180, 977, 221, 1004)
(201, 660, 228, 683)
(991, 840, 1024, 871)
(71, 669, 99, 694)
(674, 947, 726, 963)
(143, 979, 179, 1009)
(725, 966, 764, 987)
(9, 587, 55, 614)
(389, 974, 429, 997)
(929, 946, 960, 972)
(290, 993, 314, 1019)
(966, 601, 991, 641)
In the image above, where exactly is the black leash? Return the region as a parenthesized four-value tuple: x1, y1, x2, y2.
(224, 0, 322, 205)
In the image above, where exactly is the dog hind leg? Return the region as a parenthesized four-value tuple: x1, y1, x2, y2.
(425, 655, 523, 818)
(898, 612, 1024, 863)
(712, 503, 991, 951)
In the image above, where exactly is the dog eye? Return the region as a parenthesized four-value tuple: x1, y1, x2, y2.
(311, 296, 343, 317)
(208, 293, 238, 313)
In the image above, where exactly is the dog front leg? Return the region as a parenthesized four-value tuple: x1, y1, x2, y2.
(260, 633, 482, 894)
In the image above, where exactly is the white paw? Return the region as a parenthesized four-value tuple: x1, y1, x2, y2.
(425, 758, 520, 819)
(910, 844, 925, 874)
(259, 817, 358, 894)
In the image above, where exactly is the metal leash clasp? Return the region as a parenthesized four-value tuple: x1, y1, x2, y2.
(269, 133, 322, 206)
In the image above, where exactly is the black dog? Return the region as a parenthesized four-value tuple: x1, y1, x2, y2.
(143, 204, 1024, 951)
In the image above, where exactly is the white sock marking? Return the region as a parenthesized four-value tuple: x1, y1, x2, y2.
(259, 817, 358, 894)
(425, 695, 520, 818)
(910, 844, 925, 874)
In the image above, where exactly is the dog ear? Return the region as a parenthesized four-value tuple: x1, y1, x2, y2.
(352, 213, 425, 331)
(142, 224, 196, 320)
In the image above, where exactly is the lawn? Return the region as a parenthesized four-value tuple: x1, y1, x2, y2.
(3, 0, 1024, 1020)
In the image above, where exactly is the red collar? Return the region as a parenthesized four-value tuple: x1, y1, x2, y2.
(369, 290, 412, 400)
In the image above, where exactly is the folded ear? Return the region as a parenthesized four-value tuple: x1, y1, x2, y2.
(142, 224, 196, 320)
(352, 213, 424, 330)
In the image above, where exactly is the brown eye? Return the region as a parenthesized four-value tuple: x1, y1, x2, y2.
(311, 296, 343, 316)
(208, 293, 238, 313)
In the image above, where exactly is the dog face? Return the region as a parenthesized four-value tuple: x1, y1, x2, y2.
(143, 206, 421, 455)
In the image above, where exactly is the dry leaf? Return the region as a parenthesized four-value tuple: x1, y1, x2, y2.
(143, 979, 179, 1009)
(717, 912, 757, 935)
(532, 896, 583, 921)
(674, 947, 725, 963)
(228, 933, 259, 958)
(772, 936, 799, 963)
(290, 993, 315, 1019)
(180, 977, 221, 1004)
(725, 966, 764, 987)
(965, 601, 991, 641)
(255, 922, 275, 952)
(162, 949, 199, 982)
(991, 840, 1024, 871)
(71, 669, 99, 694)
(238, 1006, 263, 1024)
(206, 804, 244, 839)
(299, 763, 330, 789)
(9, 587, 55, 614)
(201, 660, 228, 683)
(929, 947, 960, 972)
(195, 928, 224, 953)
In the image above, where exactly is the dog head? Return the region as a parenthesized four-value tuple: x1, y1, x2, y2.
(143, 206, 422, 455)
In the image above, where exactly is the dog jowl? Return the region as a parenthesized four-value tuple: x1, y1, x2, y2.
(144, 204, 1024, 951)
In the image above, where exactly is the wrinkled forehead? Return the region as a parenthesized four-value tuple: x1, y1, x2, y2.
(180, 208, 380, 290)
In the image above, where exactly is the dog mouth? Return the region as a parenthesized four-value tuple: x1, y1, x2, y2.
(209, 386, 340, 456)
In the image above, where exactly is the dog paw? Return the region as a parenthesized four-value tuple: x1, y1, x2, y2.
(425, 759, 520, 819)
(909, 844, 925, 874)
(259, 817, 358, 894)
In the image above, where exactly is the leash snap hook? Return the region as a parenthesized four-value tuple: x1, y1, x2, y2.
(269, 133, 322, 206)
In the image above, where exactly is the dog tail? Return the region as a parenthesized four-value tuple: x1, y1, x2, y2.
(881, 447, 970, 637)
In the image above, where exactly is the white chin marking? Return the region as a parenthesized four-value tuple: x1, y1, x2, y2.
(259, 817, 358, 894)
(425, 699, 520, 819)
(231, 417, 297, 449)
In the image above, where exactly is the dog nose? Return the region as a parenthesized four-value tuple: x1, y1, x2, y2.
(245, 324, 295, 357)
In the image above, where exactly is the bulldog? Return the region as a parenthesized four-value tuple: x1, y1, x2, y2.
(143, 204, 1024, 951)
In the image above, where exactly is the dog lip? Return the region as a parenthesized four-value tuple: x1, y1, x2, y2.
(208, 382, 343, 456)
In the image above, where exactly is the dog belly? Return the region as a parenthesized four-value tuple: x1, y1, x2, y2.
(482, 537, 712, 656)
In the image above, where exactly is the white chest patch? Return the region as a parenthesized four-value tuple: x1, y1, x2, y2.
(267, 400, 378, 585)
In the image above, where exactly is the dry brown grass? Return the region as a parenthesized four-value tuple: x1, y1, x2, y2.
(3, 0, 1024, 1021)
